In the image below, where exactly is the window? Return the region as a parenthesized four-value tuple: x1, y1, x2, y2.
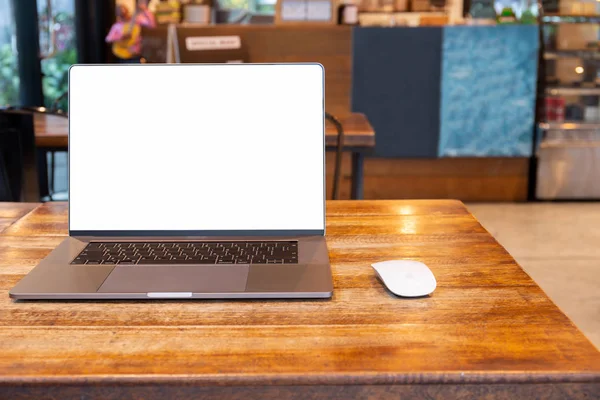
(38, 0, 76, 112)
(0, 0, 19, 106)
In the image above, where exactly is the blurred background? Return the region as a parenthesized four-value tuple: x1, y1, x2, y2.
(2, 0, 600, 203)
(0, 0, 599, 346)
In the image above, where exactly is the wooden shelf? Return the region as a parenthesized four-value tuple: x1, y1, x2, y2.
(546, 87, 600, 96)
(358, 11, 446, 14)
(545, 13, 600, 18)
(544, 50, 600, 60)
(543, 14, 600, 23)
(540, 121, 600, 130)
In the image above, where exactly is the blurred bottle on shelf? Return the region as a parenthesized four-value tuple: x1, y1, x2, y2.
(520, 1, 538, 25)
(183, 0, 214, 25)
(545, 97, 566, 122)
(541, 0, 558, 13)
(468, 0, 497, 24)
(360, 0, 381, 11)
(583, 96, 600, 121)
(380, 0, 395, 12)
(155, 0, 182, 24)
(560, 0, 597, 15)
(497, 6, 516, 23)
(429, 0, 446, 11)
(412, 0, 433, 11)
(338, 1, 359, 24)
(394, 0, 409, 11)
(565, 103, 584, 121)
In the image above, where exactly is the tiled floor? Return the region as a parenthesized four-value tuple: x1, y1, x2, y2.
(467, 203, 600, 350)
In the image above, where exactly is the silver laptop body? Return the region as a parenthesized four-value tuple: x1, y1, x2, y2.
(10, 64, 332, 300)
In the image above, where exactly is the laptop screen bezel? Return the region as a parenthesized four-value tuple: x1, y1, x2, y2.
(67, 63, 326, 237)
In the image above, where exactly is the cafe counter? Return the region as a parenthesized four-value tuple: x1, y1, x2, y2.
(143, 24, 539, 200)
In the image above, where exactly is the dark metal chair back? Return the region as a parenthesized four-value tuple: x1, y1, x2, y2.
(0, 110, 34, 201)
(3, 106, 68, 201)
(325, 112, 345, 200)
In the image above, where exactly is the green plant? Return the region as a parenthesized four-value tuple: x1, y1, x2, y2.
(42, 47, 76, 111)
(0, 43, 19, 106)
(41, 10, 76, 112)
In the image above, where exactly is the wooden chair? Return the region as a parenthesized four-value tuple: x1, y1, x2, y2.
(18, 92, 68, 195)
(0, 110, 34, 201)
(1, 106, 69, 201)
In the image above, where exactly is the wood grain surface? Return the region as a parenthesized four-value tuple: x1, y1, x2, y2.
(325, 113, 374, 148)
(357, 157, 529, 202)
(0, 201, 599, 399)
(33, 114, 68, 148)
(34, 113, 374, 149)
(325, 156, 528, 201)
(0, 203, 39, 234)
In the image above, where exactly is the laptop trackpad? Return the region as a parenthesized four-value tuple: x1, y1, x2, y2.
(97, 265, 249, 293)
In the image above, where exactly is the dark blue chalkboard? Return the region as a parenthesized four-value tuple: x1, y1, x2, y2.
(351, 27, 443, 158)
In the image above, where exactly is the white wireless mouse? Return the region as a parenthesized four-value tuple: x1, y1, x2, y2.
(371, 260, 437, 297)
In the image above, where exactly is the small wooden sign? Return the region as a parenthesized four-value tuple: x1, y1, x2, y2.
(185, 36, 242, 51)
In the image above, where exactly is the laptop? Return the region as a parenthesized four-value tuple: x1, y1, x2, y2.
(10, 63, 333, 300)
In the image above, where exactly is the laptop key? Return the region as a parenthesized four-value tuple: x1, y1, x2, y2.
(138, 259, 168, 264)
(72, 241, 299, 265)
(82, 250, 103, 256)
(177, 259, 204, 264)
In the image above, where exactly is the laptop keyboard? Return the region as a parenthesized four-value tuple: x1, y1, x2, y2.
(71, 241, 298, 265)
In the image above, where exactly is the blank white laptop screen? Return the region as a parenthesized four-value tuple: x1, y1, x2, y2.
(68, 64, 325, 232)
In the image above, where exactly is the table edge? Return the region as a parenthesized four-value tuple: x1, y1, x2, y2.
(1, 371, 599, 387)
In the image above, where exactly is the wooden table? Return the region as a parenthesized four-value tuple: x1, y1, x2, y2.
(325, 113, 375, 200)
(32, 113, 69, 200)
(0, 200, 598, 399)
(34, 113, 375, 200)
(33, 113, 69, 149)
